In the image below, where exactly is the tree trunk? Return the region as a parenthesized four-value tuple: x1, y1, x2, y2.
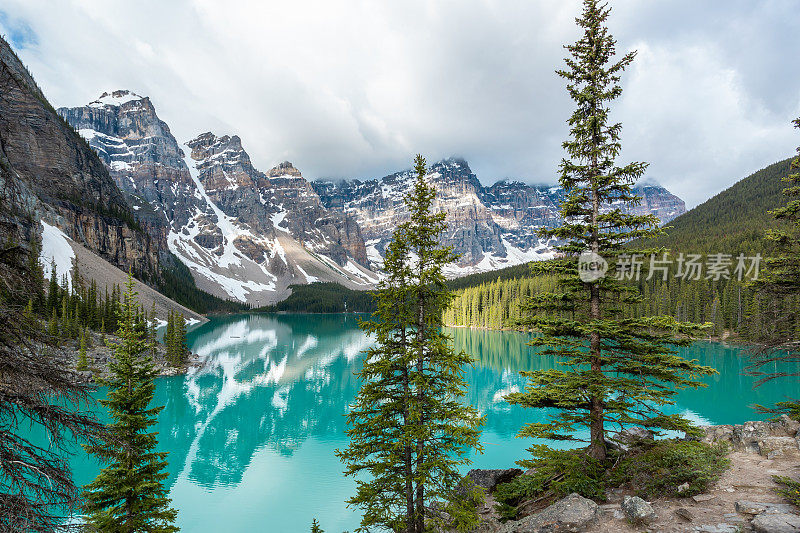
(401, 325, 414, 533)
(588, 88, 606, 460)
(588, 282, 605, 461)
(415, 264, 426, 533)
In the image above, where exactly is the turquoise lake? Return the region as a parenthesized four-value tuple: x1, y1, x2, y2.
(59, 313, 800, 532)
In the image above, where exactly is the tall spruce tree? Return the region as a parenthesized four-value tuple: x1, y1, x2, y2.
(747, 117, 800, 399)
(83, 273, 178, 532)
(506, 0, 715, 462)
(338, 155, 484, 533)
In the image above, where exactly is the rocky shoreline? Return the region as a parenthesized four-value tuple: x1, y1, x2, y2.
(65, 329, 204, 384)
(458, 418, 800, 533)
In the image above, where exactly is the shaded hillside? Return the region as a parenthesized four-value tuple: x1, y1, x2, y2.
(642, 157, 795, 255)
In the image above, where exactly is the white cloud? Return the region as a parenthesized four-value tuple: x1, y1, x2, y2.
(617, 41, 799, 206)
(1, 0, 798, 207)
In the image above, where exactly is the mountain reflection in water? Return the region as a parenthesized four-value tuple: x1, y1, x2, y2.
(55, 314, 800, 532)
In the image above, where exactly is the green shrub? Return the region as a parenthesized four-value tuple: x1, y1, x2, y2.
(495, 440, 729, 520)
(774, 476, 800, 508)
(441, 482, 484, 532)
(494, 446, 605, 520)
(610, 440, 729, 499)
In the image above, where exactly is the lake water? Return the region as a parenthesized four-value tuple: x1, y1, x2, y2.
(60, 313, 800, 532)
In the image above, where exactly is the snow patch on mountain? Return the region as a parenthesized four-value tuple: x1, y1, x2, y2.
(89, 90, 143, 108)
(40, 220, 75, 290)
(166, 145, 278, 301)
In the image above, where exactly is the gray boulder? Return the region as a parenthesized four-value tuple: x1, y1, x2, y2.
(613, 427, 655, 451)
(695, 525, 738, 533)
(500, 493, 599, 533)
(465, 469, 523, 493)
(621, 495, 656, 524)
(734, 500, 794, 515)
(752, 512, 800, 533)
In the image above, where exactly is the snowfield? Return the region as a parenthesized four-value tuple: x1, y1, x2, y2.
(40, 221, 76, 290)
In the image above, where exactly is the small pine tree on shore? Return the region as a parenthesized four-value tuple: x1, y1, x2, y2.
(310, 518, 324, 533)
(82, 272, 178, 532)
(164, 310, 188, 367)
(506, 0, 716, 464)
(77, 328, 88, 371)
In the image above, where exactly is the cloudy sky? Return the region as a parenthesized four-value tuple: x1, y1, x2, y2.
(1, 0, 798, 207)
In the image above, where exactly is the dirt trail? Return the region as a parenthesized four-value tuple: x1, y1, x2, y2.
(588, 451, 799, 532)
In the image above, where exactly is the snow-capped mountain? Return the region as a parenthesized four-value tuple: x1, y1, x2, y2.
(313, 158, 686, 275)
(58, 91, 377, 305)
(58, 90, 685, 298)
(313, 158, 559, 276)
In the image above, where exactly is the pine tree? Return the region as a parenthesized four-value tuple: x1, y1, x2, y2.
(747, 116, 800, 407)
(506, 0, 715, 464)
(77, 328, 89, 371)
(148, 302, 158, 345)
(310, 518, 324, 533)
(82, 272, 178, 532)
(48, 307, 59, 337)
(46, 259, 59, 313)
(174, 313, 187, 366)
(337, 155, 484, 533)
(165, 310, 175, 364)
(27, 233, 45, 312)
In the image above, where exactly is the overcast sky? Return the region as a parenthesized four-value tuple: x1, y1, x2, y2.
(1, 0, 798, 207)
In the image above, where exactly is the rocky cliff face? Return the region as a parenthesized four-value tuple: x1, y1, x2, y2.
(314, 158, 557, 276)
(58, 94, 376, 305)
(0, 39, 158, 279)
(313, 159, 686, 275)
(57, 90, 192, 250)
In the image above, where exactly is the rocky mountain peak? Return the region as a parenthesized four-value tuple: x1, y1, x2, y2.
(88, 89, 147, 109)
(268, 161, 303, 178)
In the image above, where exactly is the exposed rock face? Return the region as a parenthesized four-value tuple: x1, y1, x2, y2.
(58, 95, 377, 304)
(314, 159, 558, 276)
(499, 493, 599, 533)
(313, 160, 686, 276)
(57, 90, 191, 250)
(698, 415, 800, 458)
(0, 39, 158, 278)
(465, 468, 524, 493)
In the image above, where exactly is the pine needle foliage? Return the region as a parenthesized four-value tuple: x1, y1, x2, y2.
(82, 272, 178, 532)
(337, 155, 484, 533)
(747, 118, 800, 390)
(0, 219, 104, 531)
(506, 0, 715, 462)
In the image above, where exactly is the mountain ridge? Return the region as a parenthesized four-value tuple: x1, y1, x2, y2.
(58, 92, 379, 305)
(312, 158, 686, 275)
(57, 86, 687, 303)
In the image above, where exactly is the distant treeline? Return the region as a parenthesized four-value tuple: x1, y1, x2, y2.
(254, 282, 378, 313)
(442, 272, 800, 341)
